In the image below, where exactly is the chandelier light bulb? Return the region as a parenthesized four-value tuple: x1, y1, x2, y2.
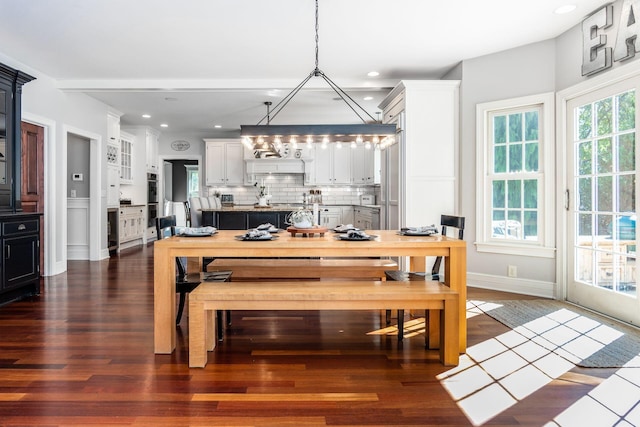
(365, 141, 371, 149)
(336, 141, 342, 149)
(351, 140, 357, 149)
(356, 135, 363, 144)
(372, 136, 380, 144)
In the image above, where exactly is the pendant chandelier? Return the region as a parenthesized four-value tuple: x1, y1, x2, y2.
(240, 0, 396, 156)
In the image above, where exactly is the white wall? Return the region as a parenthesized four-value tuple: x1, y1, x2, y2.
(0, 52, 112, 275)
(458, 40, 557, 296)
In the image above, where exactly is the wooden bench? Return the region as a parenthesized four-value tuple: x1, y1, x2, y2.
(188, 280, 459, 368)
(206, 258, 398, 281)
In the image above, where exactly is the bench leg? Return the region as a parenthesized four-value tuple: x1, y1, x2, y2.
(206, 309, 216, 351)
(440, 298, 460, 366)
(397, 309, 404, 341)
(428, 309, 440, 349)
(189, 300, 208, 368)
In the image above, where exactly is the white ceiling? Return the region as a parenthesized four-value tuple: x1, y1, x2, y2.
(0, 0, 609, 139)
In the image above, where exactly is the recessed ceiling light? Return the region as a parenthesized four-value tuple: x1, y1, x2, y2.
(142, 114, 151, 118)
(363, 96, 373, 101)
(164, 97, 178, 102)
(160, 123, 168, 128)
(214, 125, 222, 128)
(554, 4, 576, 14)
(367, 71, 379, 77)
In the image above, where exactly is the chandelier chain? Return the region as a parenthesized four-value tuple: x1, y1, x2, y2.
(315, 0, 319, 72)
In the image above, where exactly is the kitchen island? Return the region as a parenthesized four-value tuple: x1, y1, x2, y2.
(201, 204, 379, 230)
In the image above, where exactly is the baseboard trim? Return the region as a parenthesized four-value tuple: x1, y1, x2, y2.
(468, 272, 556, 299)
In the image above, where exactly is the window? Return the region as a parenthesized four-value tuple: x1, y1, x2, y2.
(186, 165, 199, 199)
(476, 93, 555, 257)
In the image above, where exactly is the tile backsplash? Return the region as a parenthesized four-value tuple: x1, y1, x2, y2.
(205, 174, 378, 205)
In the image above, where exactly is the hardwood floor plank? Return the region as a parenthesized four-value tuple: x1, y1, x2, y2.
(0, 244, 625, 426)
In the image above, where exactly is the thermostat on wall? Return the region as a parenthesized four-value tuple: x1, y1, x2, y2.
(72, 173, 83, 181)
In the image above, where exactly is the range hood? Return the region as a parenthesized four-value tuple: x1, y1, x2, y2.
(245, 158, 315, 185)
(245, 158, 308, 175)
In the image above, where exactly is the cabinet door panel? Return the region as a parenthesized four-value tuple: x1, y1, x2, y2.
(333, 148, 352, 184)
(217, 212, 247, 230)
(3, 235, 38, 289)
(248, 212, 280, 229)
(225, 143, 245, 185)
(206, 143, 225, 185)
(314, 147, 332, 184)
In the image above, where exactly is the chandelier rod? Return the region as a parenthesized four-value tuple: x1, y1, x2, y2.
(255, 0, 378, 128)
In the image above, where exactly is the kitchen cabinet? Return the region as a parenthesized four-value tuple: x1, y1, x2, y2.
(0, 63, 34, 212)
(314, 145, 351, 185)
(354, 206, 380, 230)
(379, 81, 460, 231)
(216, 211, 247, 230)
(107, 112, 120, 146)
(0, 214, 41, 305)
(118, 205, 145, 249)
(318, 206, 343, 229)
(106, 113, 121, 208)
(351, 145, 379, 185)
(106, 164, 120, 207)
(204, 139, 244, 186)
(119, 131, 134, 184)
(146, 128, 160, 173)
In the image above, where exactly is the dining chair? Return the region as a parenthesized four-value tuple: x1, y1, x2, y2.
(156, 215, 232, 337)
(385, 214, 465, 341)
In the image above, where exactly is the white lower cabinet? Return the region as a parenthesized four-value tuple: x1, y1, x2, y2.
(319, 206, 342, 229)
(119, 205, 146, 249)
(354, 206, 380, 230)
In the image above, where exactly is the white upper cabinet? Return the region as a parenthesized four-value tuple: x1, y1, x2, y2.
(119, 131, 134, 184)
(146, 128, 160, 173)
(314, 145, 352, 185)
(204, 139, 245, 186)
(107, 112, 120, 145)
(351, 145, 378, 185)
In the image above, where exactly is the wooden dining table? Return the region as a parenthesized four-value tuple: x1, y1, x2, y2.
(153, 229, 467, 354)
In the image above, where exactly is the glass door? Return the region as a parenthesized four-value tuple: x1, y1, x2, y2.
(567, 78, 640, 325)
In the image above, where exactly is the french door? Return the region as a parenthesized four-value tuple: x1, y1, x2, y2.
(566, 78, 640, 325)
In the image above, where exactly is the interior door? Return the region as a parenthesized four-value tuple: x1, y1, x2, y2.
(21, 121, 44, 272)
(566, 78, 640, 325)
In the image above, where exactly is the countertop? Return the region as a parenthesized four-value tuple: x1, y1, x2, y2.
(201, 204, 380, 212)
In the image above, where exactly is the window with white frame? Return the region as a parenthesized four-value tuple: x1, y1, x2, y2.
(475, 93, 556, 257)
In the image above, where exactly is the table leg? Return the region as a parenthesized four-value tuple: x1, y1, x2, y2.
(445, 246, 467, 352)
(440, 297, 460, 366)
(154, 245, 176, 354)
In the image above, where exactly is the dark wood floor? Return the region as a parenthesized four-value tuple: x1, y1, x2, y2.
(0, 245, 618, 426)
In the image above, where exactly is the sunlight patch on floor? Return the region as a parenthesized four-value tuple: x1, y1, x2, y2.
(436, 300, 640, 426)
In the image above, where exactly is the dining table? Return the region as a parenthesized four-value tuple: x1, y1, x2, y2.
(153, 229, 467, 355)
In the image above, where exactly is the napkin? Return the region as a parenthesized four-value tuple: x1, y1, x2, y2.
(175, 226, 217, 235)
(334, 223, 357, 232)
(256, 223, 275, 231)
(346, 229, 370, 239)
(401, 225, 438, 234)
(244, 229, 272, 239)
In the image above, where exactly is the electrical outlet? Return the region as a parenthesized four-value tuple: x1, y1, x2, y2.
(70, 189, 76, 198)
(508, 265, 517, 278)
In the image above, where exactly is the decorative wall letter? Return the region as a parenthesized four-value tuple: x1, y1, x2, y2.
(614, 0, 640, 61)
(582, 5, 613, 76)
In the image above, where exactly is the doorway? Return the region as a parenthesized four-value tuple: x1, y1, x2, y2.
(158, 155, 201, 227)
(21, 121, 45, 272)
(565, 77, 639, 325)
